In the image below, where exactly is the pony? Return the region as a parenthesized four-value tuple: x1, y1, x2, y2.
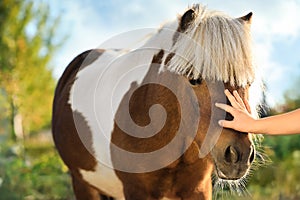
(52, 4, 257, 200)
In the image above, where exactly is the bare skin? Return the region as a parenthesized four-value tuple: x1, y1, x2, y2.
(215, 89, 300, 135)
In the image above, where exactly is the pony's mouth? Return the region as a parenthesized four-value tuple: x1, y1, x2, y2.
(213, 162, 244, 181)
(214, 165, 239, 180)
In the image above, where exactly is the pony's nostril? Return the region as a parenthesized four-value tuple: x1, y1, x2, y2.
(249, 146, 255, 163)
(224, 145, 239, 164)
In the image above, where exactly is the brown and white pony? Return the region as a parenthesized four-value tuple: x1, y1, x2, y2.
(52, 4, 258, 200)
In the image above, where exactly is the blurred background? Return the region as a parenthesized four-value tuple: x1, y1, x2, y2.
(0, 0, 299, 199)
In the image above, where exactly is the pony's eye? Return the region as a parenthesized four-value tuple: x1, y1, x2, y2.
(189, 78, 202, 85)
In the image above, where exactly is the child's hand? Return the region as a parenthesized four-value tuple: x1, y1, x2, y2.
(215, 90, 256, 133)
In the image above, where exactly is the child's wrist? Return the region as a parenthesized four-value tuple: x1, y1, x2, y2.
(251, 119, 262, 134)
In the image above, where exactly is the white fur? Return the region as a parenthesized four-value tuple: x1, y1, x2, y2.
(168, 5, 254, 87)
(79, 167, 124, 199)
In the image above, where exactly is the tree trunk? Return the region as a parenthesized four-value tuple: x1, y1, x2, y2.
(9, 97, 17, 141)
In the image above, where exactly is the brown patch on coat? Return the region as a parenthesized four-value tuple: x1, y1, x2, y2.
(110, 46, 254, 199)
(111, 50, 214, 199)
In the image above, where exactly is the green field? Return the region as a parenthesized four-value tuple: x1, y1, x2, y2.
(0, 133, 299, 199)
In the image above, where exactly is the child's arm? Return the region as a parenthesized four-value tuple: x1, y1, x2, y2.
(215, 90, 300, 135)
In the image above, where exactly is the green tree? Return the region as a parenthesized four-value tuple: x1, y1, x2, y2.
(0, 0, 60, 140)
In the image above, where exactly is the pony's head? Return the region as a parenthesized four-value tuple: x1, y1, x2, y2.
(167, 5, 256, 182)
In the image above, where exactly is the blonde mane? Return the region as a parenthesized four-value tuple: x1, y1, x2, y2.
(168, 5, 254, 87)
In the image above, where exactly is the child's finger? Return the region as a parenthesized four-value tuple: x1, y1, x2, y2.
(218, 119, 234, 128)
(233, 90, 245, 109)
(224, 90, 239, 108)
(215, 103, 235, 115)
(244, 99, 252, 114)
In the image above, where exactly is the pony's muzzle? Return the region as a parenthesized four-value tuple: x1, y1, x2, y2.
(214, 143, 255, 180)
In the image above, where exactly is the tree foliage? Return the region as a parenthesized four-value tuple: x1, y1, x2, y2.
(0, 0, 60, 138)
(246, 79, 300, 200)
(0, 140, 74, 199)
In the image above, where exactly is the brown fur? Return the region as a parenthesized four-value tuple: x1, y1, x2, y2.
(110, 50, 254, 199)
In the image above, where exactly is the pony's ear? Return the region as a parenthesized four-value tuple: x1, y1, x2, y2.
(180, 9, 196, 31)
(239, 12, 253, 24)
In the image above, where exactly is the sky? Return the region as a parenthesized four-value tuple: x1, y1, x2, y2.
(47, 0, 300, 106)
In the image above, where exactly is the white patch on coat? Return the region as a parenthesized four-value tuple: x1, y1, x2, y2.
(79, 166, 124, 199)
